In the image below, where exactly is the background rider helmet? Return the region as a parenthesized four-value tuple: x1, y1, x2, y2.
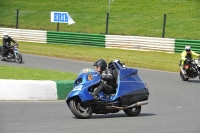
(4, 33, 9, 39)
(185, 46, 191, 53)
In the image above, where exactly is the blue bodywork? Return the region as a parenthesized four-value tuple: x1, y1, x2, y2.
(66, 60, 149, 107)
(67, 71, 101, 102)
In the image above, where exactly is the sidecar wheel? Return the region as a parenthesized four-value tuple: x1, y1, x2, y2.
(123, 106, 141, 116)
(15, 53, 22, 63)
(180, 71, 188, 81)
(69, 98, 93, 119)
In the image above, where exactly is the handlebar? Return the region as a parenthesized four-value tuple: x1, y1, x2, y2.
(11, 41, 19, 48)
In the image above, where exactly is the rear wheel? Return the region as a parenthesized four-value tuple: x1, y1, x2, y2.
(15, 53, 22, 63)
(123, 106, 141, 116)
(180, 71, 189, 81)
(0, 50, 2, 58)
(69, 98, 93, 119)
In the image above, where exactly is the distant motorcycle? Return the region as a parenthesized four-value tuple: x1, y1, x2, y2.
(0, 41, 22, 63)
(66, 59, 149, 119)
(179, 58, 200, 81)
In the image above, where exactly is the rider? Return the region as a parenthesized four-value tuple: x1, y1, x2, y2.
(90, 59, 117, 99)
(2, 33, 16, 60)
(180, 46, 200, 67)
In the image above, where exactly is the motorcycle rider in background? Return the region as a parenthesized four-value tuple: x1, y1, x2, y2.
(2, 33, 16, 60)
(90, 59, 117, 99)
(180, 46, 200, 67)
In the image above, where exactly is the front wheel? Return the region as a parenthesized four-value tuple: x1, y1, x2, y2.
(123, 106, 141, 116)
(15, 53, 22, 63)
(180, 71, 189, 81)
(69, 98, 93, 119)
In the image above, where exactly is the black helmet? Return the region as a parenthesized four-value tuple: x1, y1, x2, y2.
(93, 59, 107, 71)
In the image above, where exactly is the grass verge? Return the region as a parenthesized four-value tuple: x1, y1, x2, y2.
(1, 41, 186, 80)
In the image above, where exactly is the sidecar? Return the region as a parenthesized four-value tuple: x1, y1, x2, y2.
(105, 60, 149, 105)
(66, 59, 149, 119)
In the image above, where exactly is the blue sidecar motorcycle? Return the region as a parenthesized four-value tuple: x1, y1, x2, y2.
(66, 59, 150, 119)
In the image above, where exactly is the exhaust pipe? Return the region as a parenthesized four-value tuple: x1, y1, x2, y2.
(106, 101, 148, 110)
(123, 101, 148, 109)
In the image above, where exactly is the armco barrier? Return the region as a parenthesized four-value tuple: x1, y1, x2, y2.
(175, 39, 200, 53)
(0, 28, 46, 43)
(2, 27, 200, 54)
(105, 35, 175, 53)
(47, 31, 105, 47)
(0, 80, 74, 100)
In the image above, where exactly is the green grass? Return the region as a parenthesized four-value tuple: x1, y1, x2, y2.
(0, 41, 185, 80)
(1, 0, 199, 80)
(0, 65, 77, 80)
(1, 0, 200, 39)
(19, 41, 182, 72)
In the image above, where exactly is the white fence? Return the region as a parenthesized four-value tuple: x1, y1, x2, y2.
(0, 28, 175, 53)
(106, 35, 175, 53)
(0, 28, 46, 43)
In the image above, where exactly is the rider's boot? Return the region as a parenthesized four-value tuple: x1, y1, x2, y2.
(181, 63, 184, 68)
(1, 51, 6, 61)
(179, 60, 182, 66)
(89, 92, 98, 100)
(89, 84, 104, 100)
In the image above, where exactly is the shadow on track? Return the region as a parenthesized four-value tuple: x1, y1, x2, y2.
(186, 79, 200, 83)
(72, 113, 156, 119)
(1, 60, 25, 64)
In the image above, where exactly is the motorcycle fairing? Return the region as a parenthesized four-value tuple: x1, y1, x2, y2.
(66, 71, 101, 103)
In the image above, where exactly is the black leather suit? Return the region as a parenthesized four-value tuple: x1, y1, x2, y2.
(2, 36, 16, 57)
(94, 68, 117, 95)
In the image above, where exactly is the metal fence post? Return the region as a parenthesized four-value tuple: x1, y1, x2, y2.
(57, 23, 59, 31)
(105, 12, 109, 34)
(162, 14, 166, 38)
(16, 9, 19, 29)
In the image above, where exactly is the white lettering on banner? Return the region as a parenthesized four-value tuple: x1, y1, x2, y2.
(51, 11, 75, 25)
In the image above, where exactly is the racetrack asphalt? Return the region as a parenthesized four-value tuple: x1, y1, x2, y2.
(0, 54, 200, 133)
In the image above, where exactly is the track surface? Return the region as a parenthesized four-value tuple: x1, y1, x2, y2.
(1, 54, 200, 133)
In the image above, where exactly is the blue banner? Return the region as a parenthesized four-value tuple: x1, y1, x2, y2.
(51, 11, 75, 25)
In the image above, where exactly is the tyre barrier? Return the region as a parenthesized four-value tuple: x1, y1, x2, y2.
(0, 79, 74, 100)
